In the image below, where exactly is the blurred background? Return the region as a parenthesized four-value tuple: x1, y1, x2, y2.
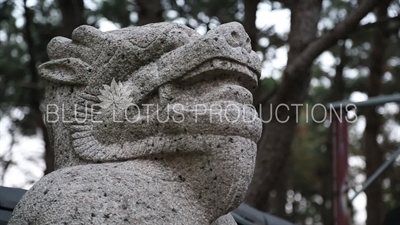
(0, 0, 399, 224)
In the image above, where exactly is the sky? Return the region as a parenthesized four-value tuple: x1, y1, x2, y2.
(1, 1, 400, 224)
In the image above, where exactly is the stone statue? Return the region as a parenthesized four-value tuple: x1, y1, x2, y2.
(9, 22, 262, 225)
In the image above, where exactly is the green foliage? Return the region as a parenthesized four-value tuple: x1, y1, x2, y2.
(94, 0, 134, 27)
(167, 0, 241, 28)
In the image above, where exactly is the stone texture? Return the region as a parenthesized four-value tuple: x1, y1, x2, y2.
(9, 22, 262, 225)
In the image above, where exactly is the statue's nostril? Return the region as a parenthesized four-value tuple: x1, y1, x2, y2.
(231, 31, 239, 39)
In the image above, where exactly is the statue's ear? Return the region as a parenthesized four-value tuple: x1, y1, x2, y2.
(38, 58, 92, 86)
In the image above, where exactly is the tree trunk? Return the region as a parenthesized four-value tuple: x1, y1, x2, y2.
(321, 43, 347, 225)
(58, 0, 85, 38)
(266, 166, 288, 220)
(23, 0, 54, 175)
(136, 0, 163, 26)
(243, 0, 259, 51)
(244, 0, 384, 211)
(245, 0, 323, 211)
(364, 1, 391, 225)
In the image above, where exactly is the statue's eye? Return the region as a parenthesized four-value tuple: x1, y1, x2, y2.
(165, 29, 191, 49)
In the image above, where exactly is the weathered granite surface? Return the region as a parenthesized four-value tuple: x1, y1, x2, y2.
(9, 22, 262, 224)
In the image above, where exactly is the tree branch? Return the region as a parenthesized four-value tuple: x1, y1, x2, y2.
(356, 15, 400, 32)
(285, 0, 385, 78)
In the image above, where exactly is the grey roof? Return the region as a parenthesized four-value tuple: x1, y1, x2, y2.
(0, 186, 27, 225)
(231, 203, 295, 225)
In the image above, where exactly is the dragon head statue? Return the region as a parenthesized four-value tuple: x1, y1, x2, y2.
(10, 22, 262, 225)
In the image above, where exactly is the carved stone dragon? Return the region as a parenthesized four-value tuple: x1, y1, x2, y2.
(9, 22, 262, 225)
